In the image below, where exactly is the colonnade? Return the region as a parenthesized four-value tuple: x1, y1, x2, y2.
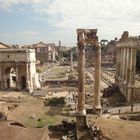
(116, 31, 138, 101)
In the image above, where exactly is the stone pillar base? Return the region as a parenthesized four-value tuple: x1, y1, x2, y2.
(76, 109, 86, 116)
(94, 105, 102, 116)
(76, 115, 87, 140)
(127, 84, 134, 102)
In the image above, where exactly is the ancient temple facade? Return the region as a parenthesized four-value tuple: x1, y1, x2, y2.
(116, 31, 140, 101)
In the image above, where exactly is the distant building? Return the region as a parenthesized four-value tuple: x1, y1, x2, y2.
(34, 42, 57, 63)
(0, 42, 10, 49)
(85, 39, 117, 67)
(102, 40, 116, 65)
(22, 42, 58, 64)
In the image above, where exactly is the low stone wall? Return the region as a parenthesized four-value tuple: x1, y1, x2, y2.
(134, 87, 140, 100)
(108, 104, 140, 115)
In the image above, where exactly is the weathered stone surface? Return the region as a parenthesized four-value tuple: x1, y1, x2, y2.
(116, 31, 140, 101)
(0, 49, 41, 93)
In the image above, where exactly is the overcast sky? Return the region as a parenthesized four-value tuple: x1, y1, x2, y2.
(0, 0, 140, 46)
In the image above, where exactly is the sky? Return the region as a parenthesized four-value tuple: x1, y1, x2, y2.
(0, 0, 140, 47)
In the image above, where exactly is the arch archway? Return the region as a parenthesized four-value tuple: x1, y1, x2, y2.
(4, 67, 16, 89)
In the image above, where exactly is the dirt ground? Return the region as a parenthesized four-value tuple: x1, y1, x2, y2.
(0, 91, 140, 140)
(88, 116, 140, 140)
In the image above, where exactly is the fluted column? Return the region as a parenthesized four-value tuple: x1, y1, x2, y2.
(115, 48, 119, 84)
(118, 48, 121, 81)
(124, 47, 127, 81)
(126, 47, 132, 102)
(77, 43, 86, 115)
(120, 48, 123, 79)
(122, 47, 126, 81)
(94, 45, 101, 114)
(127, 48, 131, 84)
(131, 48, 136, 84)
(125, 47, 129, 81)
(129, 47, 133, 84)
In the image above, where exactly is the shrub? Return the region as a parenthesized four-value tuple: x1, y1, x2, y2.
(45, 97, 65, 106)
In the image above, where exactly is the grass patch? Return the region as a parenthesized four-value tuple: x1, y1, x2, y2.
(24, 115, 62, 128)
(44, 97, 65, 106)
(46, 66, 67, 79)
(36, 65, 47, 73)
(85, 85, 93, 92)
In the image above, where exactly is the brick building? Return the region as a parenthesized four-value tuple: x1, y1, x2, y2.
(22, 42, 58, 64)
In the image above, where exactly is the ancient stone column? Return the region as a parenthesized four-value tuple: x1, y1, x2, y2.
(122, 47, 126, 81)
(70, 51, 73, 72)
(123, 47, 126, 81)
(28, 62, 33, 93)
(94, 45, 101, 114)
(118, 48, 121, 81)
(125, 47, 129, 82)
(77, 43, 86, 115)
(0, 63, 2, 90)
(26, 62, 30, 91)
(9, 72, 13, 88)
(119, 48, 122, 80)
(120, 47, 123, 79)
(115, 47, 119, 84)
(0, 64, 4, 90)
(127, 47, 134, 101)
(127, 48, 131, 84)
(129, 47, 133, 85)
(122, 48, 124, 80)
(131, 48, 136, 84)
(16, 63, 20, 90)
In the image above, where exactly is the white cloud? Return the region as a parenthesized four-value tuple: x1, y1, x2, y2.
(32, 0, 138, 27)
(19, 31, 38, 36)
(32, 0, 140, 43)
(0, 0, 48, 10)
(0, 30, 40, 45)
(0, 0, 140, 45)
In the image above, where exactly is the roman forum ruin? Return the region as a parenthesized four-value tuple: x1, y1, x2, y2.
(116, 31, 140, 102)
(0, 49, 40, 93)
(76, 28, 101, 119)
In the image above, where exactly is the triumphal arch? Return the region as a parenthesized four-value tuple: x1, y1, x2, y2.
(0, 49, 38, 93)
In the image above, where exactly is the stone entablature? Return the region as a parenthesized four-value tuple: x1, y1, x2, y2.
(77, 29, 98, 45)
(117, 31, 140, 48)
(0, 49, 35, 63)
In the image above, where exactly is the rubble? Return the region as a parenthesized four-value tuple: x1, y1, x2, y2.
(0, 112, 7, 121)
